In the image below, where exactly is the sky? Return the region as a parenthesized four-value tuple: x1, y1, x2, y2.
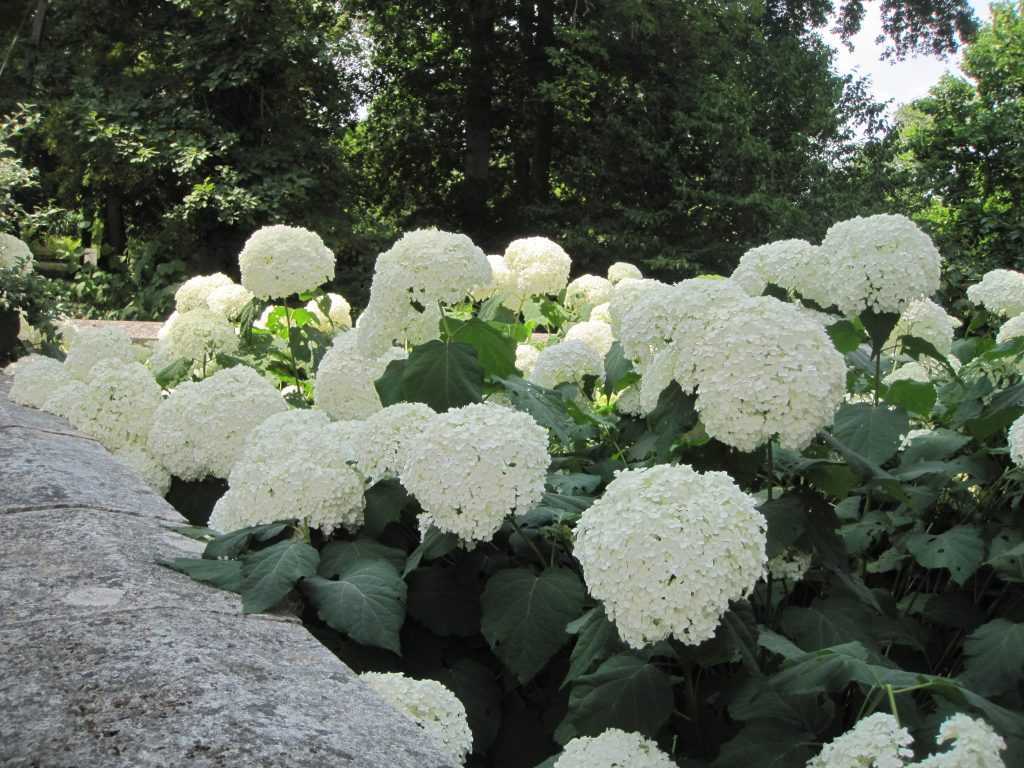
(822, 0, 993, 113)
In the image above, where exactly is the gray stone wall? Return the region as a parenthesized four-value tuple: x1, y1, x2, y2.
(0, 378, 454, 768)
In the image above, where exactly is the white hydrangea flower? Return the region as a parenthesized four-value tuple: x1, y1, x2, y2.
(147, 365, 287, 480)
(69, 360, 163, 452)
(206, 283, 254, 320)
(768, 549, 813, 582)
(354, 282, 442, 357)
(112, 445, 172, 496)
(810, 214, 941, 316)
(691, 296, 847, 452)
(359, 672, 472, 765)
(0, 232, 33, 272)
(357, 402, 436, 484)
(209, 409, 365, 535)
(913, 714, 1006, 768)
(607, 262, 643, 284)
(731, 239, 818, 297)
(504, 237, 572, 298)
(528, 339, 604, 390)
(565, 274, 613, 316)
(238, 224, 335, 299)
(885, 361, 932, 386)
(613, 386, 644, 416)
(967, 269, 1024, 318)
(402, 403, 550, 543)
(900, 428, 934, 450)
(40, 380, 90, 420)
(515, 343, 541, 376)
(996, 314, 1024, 345)
(174, 273, 234, 313)
(63, 326, 138, 380)
(9, 355, 72, 409)
(314, 332, 407, 421)
(555, 729, 675, 768)
(1009, 414, 1024, 469)
(564, 320, 614, 358)
(574, 464, 766, 648)
(806, 712, 914, 768)
(372, 228, 491, 307)
(157, 311, 180, 341)
(472, 254, 523, 307)
(887, 298, 961, 355)
(305, 292, 353, 332)
(17, 310, 44, 347)
(151, 308, 239, 367)
(589, 302, 612, 324)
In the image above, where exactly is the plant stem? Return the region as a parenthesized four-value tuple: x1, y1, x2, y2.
(510, 517, 547, 570)
(885, 684, 900, 726)
(873, 352, 882, 406)
(283, 304, 300, 383)
(766, 440, 775, 501)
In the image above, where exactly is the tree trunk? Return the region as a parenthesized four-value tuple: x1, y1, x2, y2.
(24, 0, 49, 85)
(101, 194, 126, 269)
(530, 0, 555, 202)
(461, 0, 495, 235)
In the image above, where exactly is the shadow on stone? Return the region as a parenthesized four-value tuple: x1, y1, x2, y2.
(165, 476, 229, 526)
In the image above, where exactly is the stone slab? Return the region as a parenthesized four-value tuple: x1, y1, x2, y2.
(68, 318, 163, 342)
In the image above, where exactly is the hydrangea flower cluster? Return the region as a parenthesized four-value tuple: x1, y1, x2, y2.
(554, 729, 676, 768)
(806, 713, 914, 768)
(914, 714, 1006, 768)
(314, 333, 407, 421)
(607, 261, 642, 284)
(1009, 413, 1024, 469)
(504, 237, 571, 298)
(209, 409, 365, 534)
(63, 326, 139, 380)
(305, 292, 353, 332)
(112, 445, 172, 496)
(809, 214, 942, 316)
(41, 380, 90, 420)
(767, 548, 812, 582)
(359, 672, 472, 765)
(238, 224, 335, 299)
(69, 360, 162, 451)
(573, 464, 766, 647)
(0, 233, 33, 272)
(174, 273, 234, 312)
(355, 402, 436, 484)
(967, 269, 1024, 318)
(357, 229, 489, 356)
(148, 365, 287, 480)
(563, 319, 615, 358)
(8, 355, 72, 409)
(206, 283, 255, 320)
(686, 294, 846, 451)
(401, 403, 550, 543)
(887, 298, 961, 355)
(564, 274, 613, 316)
(996, 314, 1024, 345)
(515, 343, 541, 376)
(150, 307, 239, 371)
(472, 254, 523, 307)
(731, 238, 818, 297)
(589, 302, 612, 324)
(528, 339, 605, 390)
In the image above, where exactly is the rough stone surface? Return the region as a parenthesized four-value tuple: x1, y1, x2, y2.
(0, 378, 455, 768)
(68, 318, 163, 342)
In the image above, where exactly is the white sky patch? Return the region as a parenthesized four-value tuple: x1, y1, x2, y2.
(823, 0, 992, 113)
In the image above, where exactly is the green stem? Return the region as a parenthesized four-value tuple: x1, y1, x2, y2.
(885, 684, 900, 726)
(873, 352, 882, 406)
(766, 440, 775, 501)
(510, 517, 547, 570)
(283, 304, 301, 383)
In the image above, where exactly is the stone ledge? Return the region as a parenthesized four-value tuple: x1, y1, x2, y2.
(0, 379, 454, 768)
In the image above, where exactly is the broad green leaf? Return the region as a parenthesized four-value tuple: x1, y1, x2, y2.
(554, 654, 673, 745)
(443, 318, 517, 378)
(831, 403, 909, 466)
(481, 567, 587, 684)
(154, 357, 192, 388)
(404, 527, 459, 576)
(319, 539, 407, 577)
(712, 721, 818, 768)
(767, 642, 921, 696)
(885, 379, 936, 416)
(361, 479, 410, 538)
(906, 526, 985, 585)
(399, 340, 484, 411)
(374, 358, 407, 408)
(827, 320, 866, 354)
(407, 565, 481, 637)
(162, 557, 243, 593)
(603, 342, 638, 394)
(303, 562, 407, 654)
(899, 429, 971, 464)
(860, 309, 900, 356)
(495, 375, 595, 445)
(240, 539, 319, 614)
(720, 602, 760, 673)
(439, 658, 502, 754)
(900, 334, 960, 377)
(646, 382, 698, 461)
(760, 495, 807, 558)
(564, 605, 623, 686)
(758, 628, 805, 660)
(203, 521, 291, 560)
(960, 619, 1024, 696)
(781, 599, 879, 653)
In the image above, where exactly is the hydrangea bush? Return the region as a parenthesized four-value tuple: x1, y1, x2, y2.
(9, 216, 1024, 768)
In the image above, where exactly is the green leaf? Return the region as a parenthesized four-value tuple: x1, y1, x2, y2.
(781, 599, 879, 654)
(831, 403, 909, 466)
(203, 522, 291, 560)
(319, 539, 407, 577)
(960, 619, 1024, 696)
(303, 562, 407, 654)
(712, 721, 817, 768)
(827, 320, 866, 354)
(906, 526, 985, 585)
(403, 527, 459, 576)
(885, 379, 936, 416)
(154, 357, 192, 388)
(407, 565, 481, 637)
(758, 629, 805, 660)
(443, 318, 517, 378)
(720, 602, 761, 673)
(899, 429, 971, 464)
(603, 342, 638, 395)
(645, 382, 698, 461)
(860, 309, 900, 356)
(162, 557, 243, 593)
(495, 375, 594, 445)
(900, 334, 959, 377)
(439, 658, 502, 754)
(361, 479, 410, 538)
(374, 358, 407, 408)
(240, 539, 319, 614)
(481, 567, 587, 684)
(760, 495, 807, 559)
(399, 339, 484, 411)
(554, 654, 673, 745)
(564, 605, 623, 686)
